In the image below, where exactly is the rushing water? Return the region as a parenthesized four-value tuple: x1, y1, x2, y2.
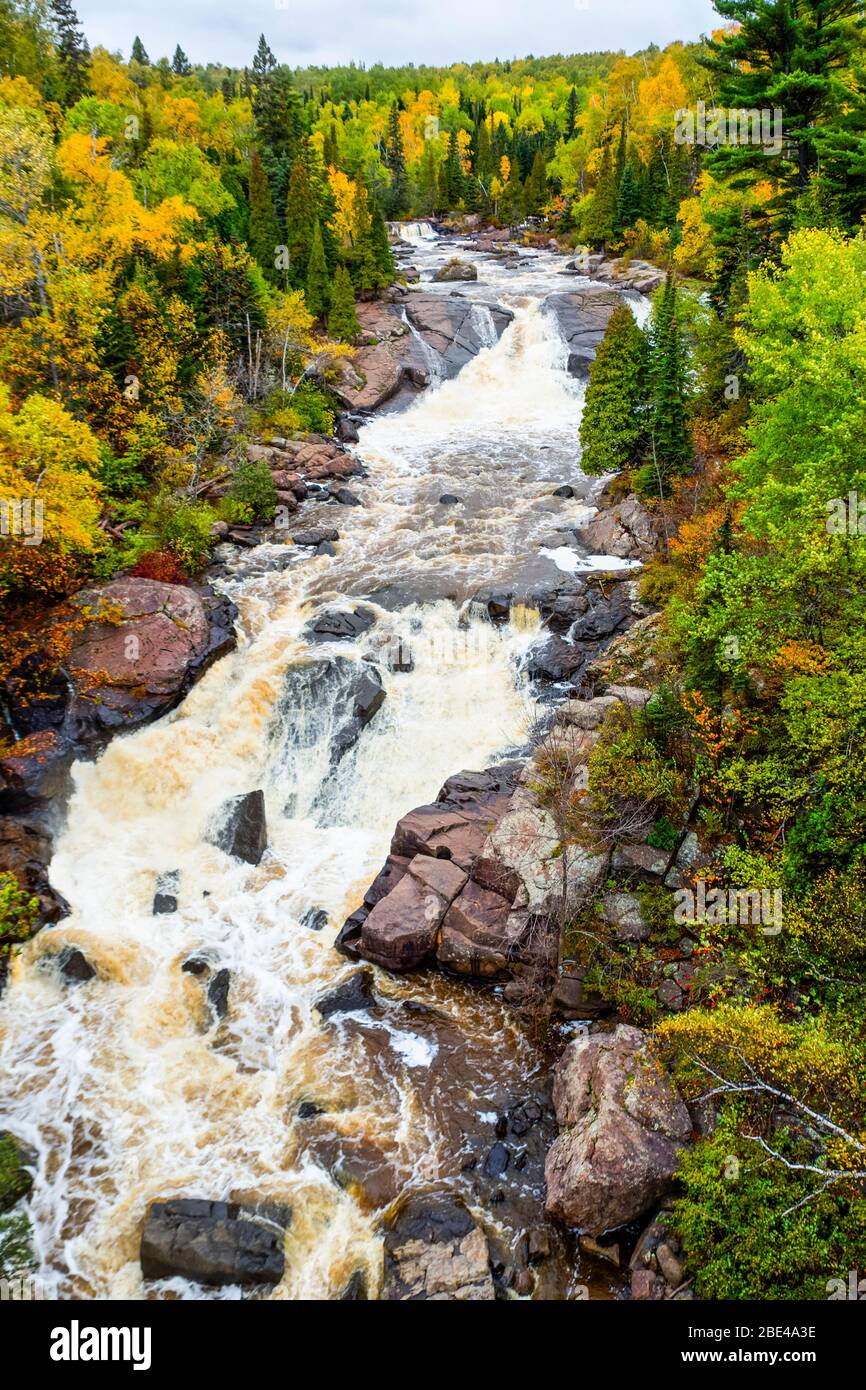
(0, 227, 641, 1300)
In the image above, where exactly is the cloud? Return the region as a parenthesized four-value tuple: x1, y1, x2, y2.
(75, 0, 720, 70)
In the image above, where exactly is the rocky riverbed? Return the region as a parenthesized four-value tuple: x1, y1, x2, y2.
(0, 223, 693, 1301)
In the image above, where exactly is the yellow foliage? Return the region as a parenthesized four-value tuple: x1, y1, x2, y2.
(0, 384, 103, 556)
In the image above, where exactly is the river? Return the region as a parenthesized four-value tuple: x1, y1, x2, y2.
(0, 225, 645, 1300)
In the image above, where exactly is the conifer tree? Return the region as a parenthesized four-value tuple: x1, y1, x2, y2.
(384, 102, 410, 216)
(524, 150, 547, 215)
(285, 156, 315, 285)
(645, 274, 692, 486)
(248, 148, 281, 282)
(565, 86, 578, 141)
(130, 36, 149, 66)
(328, 263, 360, 341)
(583, 142, 617, 246)
(614, 161, 641, 236)
(369, 198, 396, 283)
(305, 219, 330, 318)
(579, 304, 649, 474)
(49, 0, 89, 104)
(499, 161, 524, 225)
(172, 45, 192, 77)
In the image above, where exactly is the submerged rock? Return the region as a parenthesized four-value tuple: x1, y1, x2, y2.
(140, 1198, 287, 1287)
(56, 946, 96, 984)
(315, 967, 377, 1018)
(306, 607, 376, 643)
(153, 870, 179, 915)
(207, 968, 231, 1020)
(382, 1193, 494, 1300)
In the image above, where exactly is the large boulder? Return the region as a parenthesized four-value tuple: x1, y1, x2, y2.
(272, 656, 386, 773)
(544, 288, 625, 378)
(575, 496, 662, 560)
(545, 1025, 691, 1234)
(432, 259, 478, 282)
(382, 1194, 494, 1300)
(360, 854, 467, 970)
(140, 1199, 287, 1287)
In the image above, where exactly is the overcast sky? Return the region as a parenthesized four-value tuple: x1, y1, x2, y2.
(74, 0, 721, 71)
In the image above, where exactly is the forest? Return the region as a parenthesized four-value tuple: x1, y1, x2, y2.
(1, 0, 866, 1305)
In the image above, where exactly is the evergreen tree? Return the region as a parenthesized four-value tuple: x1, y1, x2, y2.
(645, 274, 692, 487)
(384, 102, 410, 216)
(565, 86, 578, 141)
(253, 33, 276, 78)
(284, 156, 316, 285)
(172, 45, 192, 77)
(579, 303, 649, 474)
(524, 149, 547, 215)
(130, 36, 149, 66)
(328, 263, 360, 341)
(614, 161, 641, 236)
(701, 0, 865, 235)
(305, 219, 330, 318)
(49, 0, 89, 105)
(248, 147, 282, 282)
(583, 142, 617, 246)
(442, 130, 465, 206)
(499, 161, 524, 225)
(369, 197, 396, 282)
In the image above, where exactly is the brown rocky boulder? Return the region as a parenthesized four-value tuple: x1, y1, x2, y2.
(545, 1024, 692, 1234)
(359, 854, 467, 970)
(381, 1193, 494, 1300)
(575, 495, 662, 560)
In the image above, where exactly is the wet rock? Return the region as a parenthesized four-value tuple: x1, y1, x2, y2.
(335, 415, 360, 444)
(631, 1267, 667, 1300)
(306, 607, 376, 643)
(579, 1234, 621, 1267)
(656, 1241, 683, 1287)
(526, 635, 587, 684)
(153, 870, 179, 915)
(438, 493, 461, 505)
(316, 967, 377, 1018)
(140, 1198, 286, 1287)
(382, 1193, 494, 1300)
(551, 967, 608, 1019)
(403, 294, 512, 376)
(437, 879, 516, 976)
(182, 956, 209, 976)
(290, 527, 340, 548)
(297, 1100, 324, 1119)
(484, 1142, 510, 1178)
(552, 484, 575, 498)
(0, 816, 68, 938)
(207, 968, 231, 1020)
(333, 487, 362, 507)
(544, 287, 625, 378)
(433, 259, 478, 282)
(316, 541, 336, 557)
(383, 637, 414, 673)
(575, 496, 662, 561)
(360, 855, 467, 971)
(340, 1270, 368, 1299)
(207, 790, 267, 866)
(527, 1227, 551, 1264)
(302, 908, 328, 932)
(545, 1024, 692, 1234)
(56, 946, 96, 984)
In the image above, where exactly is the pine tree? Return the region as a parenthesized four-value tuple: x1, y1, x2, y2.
(645, 274, 692, 487)
(369, 197, 396, 282)
(524, 150, 547, 215)
(305, 219, 330, 318)
(130, 36, 149, 66)
(579, 304, 649, 474)
(583, 142, 617, 247)
(172, 45, 192, 78)
(49, 0, 89, 105)
(253, 34, 276, 78)
(248, 148, 282, 282)
(328, 264, 360, 341)
(384, 102, 410, 216)
(442, 131, 465, 207)
(499, 162, 524, 226)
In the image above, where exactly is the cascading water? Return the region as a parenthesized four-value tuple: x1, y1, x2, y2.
(0, 229, 644, 1300)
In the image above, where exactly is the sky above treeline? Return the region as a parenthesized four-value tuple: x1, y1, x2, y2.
(74, 0, 721, 70)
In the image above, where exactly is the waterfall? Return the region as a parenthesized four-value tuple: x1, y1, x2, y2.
(398, 306, 444, 390)
(398, 221, 437, 246)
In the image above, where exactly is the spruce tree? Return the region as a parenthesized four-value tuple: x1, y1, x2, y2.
(579, 304, 649, 474)
(248, 148, 281, 282)
(645, 275, 692, 487)
(614, 162, 641, 237)
(499, 162, 525, 226)
(284, 156, 315, 285)
(49, 0, 89, 105)
(305, 219, 330, 318)
(253, 34, 276, 78)
(565, 87, 578, 141)
(369, 198, 396, 283)
(328, 264, 360, 341)
(583, 142, 617, 246)
(384, 102, 410, 216)
(524, 150, 547, 215)
(172, 45, 192, 77)
(130, 36, 149, 66)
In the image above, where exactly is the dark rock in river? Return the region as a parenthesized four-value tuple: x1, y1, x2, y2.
(207, 790, 267, 865)
(207, 968, 231, 1020)
(290, 527, 339, 547)
(153, 870, 179, 915)
(382, 1193, 494, 1300)
(140, 1198, 287, 1287)
(315, 967, 377, 1018)
(544, 287, 625, 379)
(273, 656, 386, 773)
(56, 946, 96, 984)
(306, 607, 376, 643)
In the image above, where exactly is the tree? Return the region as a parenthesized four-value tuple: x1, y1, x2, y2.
(49, 0, 89, 105)
(614, 161, 641, 236)
(498, 160, 524, 226)
(171, 45, 192, 78)
(253, 33, 276, 79)
(284, 155, 315, 285)
(327, 263, 359, 342)
(583, 141, 617, 246)
(524, 149, 547, 215)
(646, 273, 692, 486)
(384, 101, 410, 216)
(579, 303, 649, 474)
(565, 86, 578, 141)
(701, 0, 865, 236)
(130, 36, 149, 66)
(247, 147, 281, 282)
(305, 219, 330, 318)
